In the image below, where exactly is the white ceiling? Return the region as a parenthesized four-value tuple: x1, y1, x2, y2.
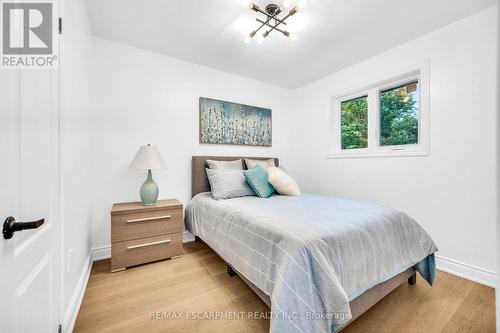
(85, 0, 495, 89)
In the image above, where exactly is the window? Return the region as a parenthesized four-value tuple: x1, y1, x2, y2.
(341, 96, 368, 149)
(328, 62, 429, 158)
(380, 81, 419, 146)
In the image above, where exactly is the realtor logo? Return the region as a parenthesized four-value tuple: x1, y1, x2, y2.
(1, 1, 56, 68)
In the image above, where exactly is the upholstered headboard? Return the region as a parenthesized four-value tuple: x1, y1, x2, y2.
(191, 156, 279, 198)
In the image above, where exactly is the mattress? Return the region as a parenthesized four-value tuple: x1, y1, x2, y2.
(185, 192, 437, 333)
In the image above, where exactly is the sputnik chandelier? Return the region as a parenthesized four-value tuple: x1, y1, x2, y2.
(245, 1, 303, 43)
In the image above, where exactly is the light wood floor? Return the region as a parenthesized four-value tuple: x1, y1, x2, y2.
(74, 241, 495, 333)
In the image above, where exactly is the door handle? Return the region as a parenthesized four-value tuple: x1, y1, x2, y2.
(3, 216, 44, 239)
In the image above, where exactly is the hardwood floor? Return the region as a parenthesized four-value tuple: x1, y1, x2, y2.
(74, 242, 495, 333)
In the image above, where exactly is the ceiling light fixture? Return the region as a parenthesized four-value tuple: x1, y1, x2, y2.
(246, 3, 299, 42)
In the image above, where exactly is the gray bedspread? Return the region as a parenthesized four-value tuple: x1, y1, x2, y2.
(185, 192, 438, 333)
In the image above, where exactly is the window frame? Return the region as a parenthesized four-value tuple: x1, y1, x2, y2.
(327, 61, 430, 159)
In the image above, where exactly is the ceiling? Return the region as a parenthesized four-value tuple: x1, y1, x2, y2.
(85, 0, 495, 89)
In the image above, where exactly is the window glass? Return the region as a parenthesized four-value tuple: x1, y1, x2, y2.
(380, 81, 419, 146)
(341, 95, 368, 150)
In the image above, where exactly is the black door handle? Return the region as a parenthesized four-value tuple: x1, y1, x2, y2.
(3, 216, 44, 239)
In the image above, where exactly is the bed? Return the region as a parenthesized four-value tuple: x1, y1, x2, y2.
(185, 156, 437, 333)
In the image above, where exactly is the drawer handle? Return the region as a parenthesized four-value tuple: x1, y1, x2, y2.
(126, 215, 171, 223)
(127, 239, 171, 250)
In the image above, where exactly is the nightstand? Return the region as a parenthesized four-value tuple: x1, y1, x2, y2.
(110, 199, 183, 272)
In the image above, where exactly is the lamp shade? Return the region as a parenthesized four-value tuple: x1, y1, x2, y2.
(129, 144, 167, 170)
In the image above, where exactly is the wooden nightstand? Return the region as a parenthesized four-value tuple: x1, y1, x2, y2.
(110, 199, 183, 272)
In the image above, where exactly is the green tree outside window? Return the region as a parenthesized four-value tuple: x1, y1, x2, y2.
(341, 96, 368, 149)
(340, 81, 419, 150)
(380, 82, 419, 146)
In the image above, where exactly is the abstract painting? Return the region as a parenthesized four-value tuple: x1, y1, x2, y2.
(199, 97, 272, 147)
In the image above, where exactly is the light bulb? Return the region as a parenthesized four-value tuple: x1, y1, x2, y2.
(257, 34, 264, 43)
(248, 3, 259, 11)
(298, 0, 307, 9)
(290, 33, 297, 40)
(282, 0, 292, 9)
(244, 35, 252, 43)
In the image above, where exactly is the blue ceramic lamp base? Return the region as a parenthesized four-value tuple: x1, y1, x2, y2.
(140, 169, 159, 206)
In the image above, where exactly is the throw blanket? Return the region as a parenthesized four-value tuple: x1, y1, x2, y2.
(185, 193, 438, 332)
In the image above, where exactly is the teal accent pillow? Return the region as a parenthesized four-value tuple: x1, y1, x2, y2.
(243, 165, 275, 198)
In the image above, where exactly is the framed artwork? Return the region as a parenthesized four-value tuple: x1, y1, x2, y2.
(199, 97, 272, 147)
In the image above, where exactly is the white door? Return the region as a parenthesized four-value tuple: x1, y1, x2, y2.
(0, 20, 60, 333)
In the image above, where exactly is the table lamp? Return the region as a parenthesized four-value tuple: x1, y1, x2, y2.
(129, 144, 167, 205)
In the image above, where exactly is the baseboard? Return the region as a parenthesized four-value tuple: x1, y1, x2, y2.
(91, 230, 196, 261)
(183, 229, 195, 243)
(91, 245, 111, 261)
(436, 255, 496, 288)
(63, 254, 92, 333)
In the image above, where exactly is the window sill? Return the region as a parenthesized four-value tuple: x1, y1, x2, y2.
(325, 147, 430, 159)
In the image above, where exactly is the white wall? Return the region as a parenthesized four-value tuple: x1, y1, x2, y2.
(60, 0, 93, 331)
(288, 6, 498, 286)
(89, 38, 294, 253)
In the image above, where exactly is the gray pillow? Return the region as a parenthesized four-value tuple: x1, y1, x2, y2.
(244, 158, 276, 170)
(206, 159, 243, 170)
(205, 168, 255, 200)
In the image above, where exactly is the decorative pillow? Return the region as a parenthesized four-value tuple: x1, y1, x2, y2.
(207, 159, 243, 170)
(267, 167, 300, 196)
(243, 165, 275, 198)
(205, 168, 254, 200)
(244, 158, 276, 171)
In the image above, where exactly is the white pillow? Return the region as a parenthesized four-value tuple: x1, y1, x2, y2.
(206, 159, 243, 170)
(267, 167, 300, 196)
(244, 158, 276, 170)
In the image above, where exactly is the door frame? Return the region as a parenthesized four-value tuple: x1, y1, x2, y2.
(53, 0, 63, 330)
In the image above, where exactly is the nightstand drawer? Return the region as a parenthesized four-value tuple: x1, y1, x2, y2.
(112, 208, 183, 242)
(111, 232, 183, 271)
